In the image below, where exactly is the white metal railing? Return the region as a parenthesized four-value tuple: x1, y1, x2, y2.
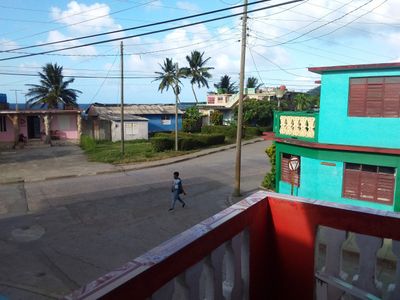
(279, 115, 316, 139)
(315, 226, 400, 300)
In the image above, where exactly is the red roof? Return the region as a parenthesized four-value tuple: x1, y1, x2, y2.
(308, 62, 400, 74)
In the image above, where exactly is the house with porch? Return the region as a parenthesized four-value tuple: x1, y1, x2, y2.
(272, 62, 400, 212)
(201, 87, 290, 125)
(0, 98, 82, 148)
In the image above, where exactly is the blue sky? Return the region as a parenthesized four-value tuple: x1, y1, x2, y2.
(0, 0, 399, 105)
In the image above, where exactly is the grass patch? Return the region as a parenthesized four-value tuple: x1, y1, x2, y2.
(80, 136, 193, 164)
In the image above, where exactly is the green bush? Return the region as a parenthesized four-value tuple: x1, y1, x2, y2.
(80, 135, 97, 151)
(262, 143, 276, 190)
(180, 137, 205, 150)
(201, 125, 237, 139)
(150, 137, 174, 152)
(244, 126, 260, 138)
(198, 134, 225, 146)
(151, 133, 225, 151)
(257, 126, 272, 133)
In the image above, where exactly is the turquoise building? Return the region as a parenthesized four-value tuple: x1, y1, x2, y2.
(273, 63, 400, 211)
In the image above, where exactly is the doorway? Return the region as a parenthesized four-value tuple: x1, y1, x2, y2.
(27, 116, 41, 139)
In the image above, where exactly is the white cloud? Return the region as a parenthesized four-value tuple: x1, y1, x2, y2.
(51, 1, 122, 35)
(145, 0, 163, 10)
(45, 30, 98, 59)
(176, 1, 201, 12)
(0, 39, 19, 51)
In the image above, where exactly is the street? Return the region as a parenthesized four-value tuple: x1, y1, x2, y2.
(0, 141, 271, 299)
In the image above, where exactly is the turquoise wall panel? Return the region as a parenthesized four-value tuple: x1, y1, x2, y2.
(297, 157, 344, 201)
(279, 181, 298, 196)
(277, 155, 394, 211)
(318, 69, 400, 148)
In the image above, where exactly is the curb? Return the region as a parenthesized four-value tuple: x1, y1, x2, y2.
(0, 138, 266, 185)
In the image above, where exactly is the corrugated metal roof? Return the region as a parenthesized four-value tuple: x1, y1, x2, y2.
(91, 103, 183, 115)
(98, 111, 148, 122)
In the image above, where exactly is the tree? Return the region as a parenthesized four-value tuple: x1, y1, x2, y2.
(210, 110, 223, 125)
(154, 58, 185, 151)
(183, 106, 202, 132)
(293, 93, 319, 111)
(26, 63, 81, 109)
(246, 76, 262, 91)
(234, 99, 277, 127)
(214, 75, 238, 94)
(181, 50, 213, 104)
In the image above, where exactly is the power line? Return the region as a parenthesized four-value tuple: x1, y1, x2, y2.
(3, 0, 271, 53)
(90, 51, 119, 103)
(0, 71, 153, 79)
(0, 0, 161, 46)
(250, 18, 396, 60)
(259, 0, 375, 47)
(248, 47, 266, 87)
(250, 48, 306, 77)
(0, 0, 305, 62)
(298, 0, 389, 43)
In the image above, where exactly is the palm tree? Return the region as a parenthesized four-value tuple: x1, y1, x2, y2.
(26, 63, 81, 109)
(214, 75, 238, 94)
(154, 58, 185, 151)
(181, 50, 213, 104)
(246, 76, 262, 91)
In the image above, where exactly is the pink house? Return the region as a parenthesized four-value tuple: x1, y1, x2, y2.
(0, 109, 82, 148)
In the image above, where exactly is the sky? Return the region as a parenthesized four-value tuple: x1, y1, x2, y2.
(0, 0, 399, 105)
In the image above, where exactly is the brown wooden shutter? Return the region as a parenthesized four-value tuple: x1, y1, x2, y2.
(376, 173, 395, 204)
(359, 171, 377, 201)
(343, 169, 360, 199)
(365, 78, 384, 117)
(281, 155, 300, 186)
(383, 78, 400, 117)
(349, 78, 366, 116)
(349, 76, 400, 117)
(281, 156, 290, 183)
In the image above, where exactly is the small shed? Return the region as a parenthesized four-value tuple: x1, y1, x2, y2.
(108, 113, 148, 142)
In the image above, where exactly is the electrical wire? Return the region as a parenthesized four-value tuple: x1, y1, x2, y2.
(89, 52, 119, 102)
(0, 0, 162, 46)
(0, 0, 305, 62)
(2, 0, 272, 53)
(257, 0, 375, 47)
(298, 0, 389, 43)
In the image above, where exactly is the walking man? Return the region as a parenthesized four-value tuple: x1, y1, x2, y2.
(169, 171, 186, 211)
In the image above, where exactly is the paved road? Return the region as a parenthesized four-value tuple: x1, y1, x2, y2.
(0, 141, 271, 299)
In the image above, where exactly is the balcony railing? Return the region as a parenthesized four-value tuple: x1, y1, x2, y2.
(65, 191, 400, 300)
(274, 111, 319, 142)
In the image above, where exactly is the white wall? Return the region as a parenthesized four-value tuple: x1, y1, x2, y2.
(111, 121, 148, 142)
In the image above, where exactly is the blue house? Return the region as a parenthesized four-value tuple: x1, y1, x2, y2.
(87, 103, 183, 134)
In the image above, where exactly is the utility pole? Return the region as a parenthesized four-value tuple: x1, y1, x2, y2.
(120, 41, 125, 155)
(11, 89, 22, 111)
(233, 0, 248, 197)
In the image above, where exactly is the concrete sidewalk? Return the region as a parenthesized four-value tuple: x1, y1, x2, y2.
(0, 138, 264, 184)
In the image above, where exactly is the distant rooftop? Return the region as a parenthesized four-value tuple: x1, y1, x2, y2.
(89, 103, 183, 115)
(309, 62, 400, 74)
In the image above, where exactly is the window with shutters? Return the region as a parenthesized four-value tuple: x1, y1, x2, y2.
(343, 163, 396, 204)
(281, 153, 300, 186)
(348, 76, 400, 117)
